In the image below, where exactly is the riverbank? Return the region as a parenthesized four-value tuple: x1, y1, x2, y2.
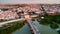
(32, 19, 58, 34)
(0, 21, 25, 34)
(12, 23, 32, 34)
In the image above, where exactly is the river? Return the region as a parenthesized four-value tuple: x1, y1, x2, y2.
(12, 19, 58, 34)
(12, 23, 32, 34)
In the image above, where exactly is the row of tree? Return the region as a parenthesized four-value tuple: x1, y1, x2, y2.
(39, 14, 60, 29)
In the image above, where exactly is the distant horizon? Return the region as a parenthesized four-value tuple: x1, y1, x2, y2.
(0, 0, 60, 4)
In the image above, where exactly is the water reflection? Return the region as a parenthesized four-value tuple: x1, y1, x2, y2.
(10, 19, 59, 34)
(32, 19, 58, 34)
(12, 23, 32, 34)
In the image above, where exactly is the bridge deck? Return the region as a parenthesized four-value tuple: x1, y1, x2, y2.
(26, 18, 40, 34)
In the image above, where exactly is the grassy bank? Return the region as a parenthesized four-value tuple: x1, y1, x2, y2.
(0, 21, 25, 34)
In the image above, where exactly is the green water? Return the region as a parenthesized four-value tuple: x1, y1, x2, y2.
(32, 19, 58, 34)
(12, 19, 58, 34)
(12, 23, 32, 34)
(0, 19, 58, 34)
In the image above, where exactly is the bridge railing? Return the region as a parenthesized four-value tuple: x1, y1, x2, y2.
(26, 19, 40, 34)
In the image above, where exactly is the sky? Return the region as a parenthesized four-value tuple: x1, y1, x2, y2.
(0, 0, 60, 4)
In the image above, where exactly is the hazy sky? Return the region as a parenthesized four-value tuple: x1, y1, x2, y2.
(0, 0, 60, 4)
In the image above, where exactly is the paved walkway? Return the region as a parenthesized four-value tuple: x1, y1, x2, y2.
(0, 18, 25, 26)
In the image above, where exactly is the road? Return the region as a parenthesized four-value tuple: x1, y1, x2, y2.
(0, 13, 40, 34)
(0, 18, 25, 26)
(26, 19, 40, 34)
(24, 13, 40, 34)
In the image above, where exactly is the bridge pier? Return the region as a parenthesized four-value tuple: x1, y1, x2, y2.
(24, 12, 40, 34)
(25, 19, 40, 34)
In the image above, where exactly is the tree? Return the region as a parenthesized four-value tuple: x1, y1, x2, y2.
(40, 18, 52, 25)
(50, 23, 59, 29)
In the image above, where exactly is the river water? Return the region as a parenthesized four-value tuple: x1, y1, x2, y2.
(12, 23, 32, 34)
(12, 19, 58, 34)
